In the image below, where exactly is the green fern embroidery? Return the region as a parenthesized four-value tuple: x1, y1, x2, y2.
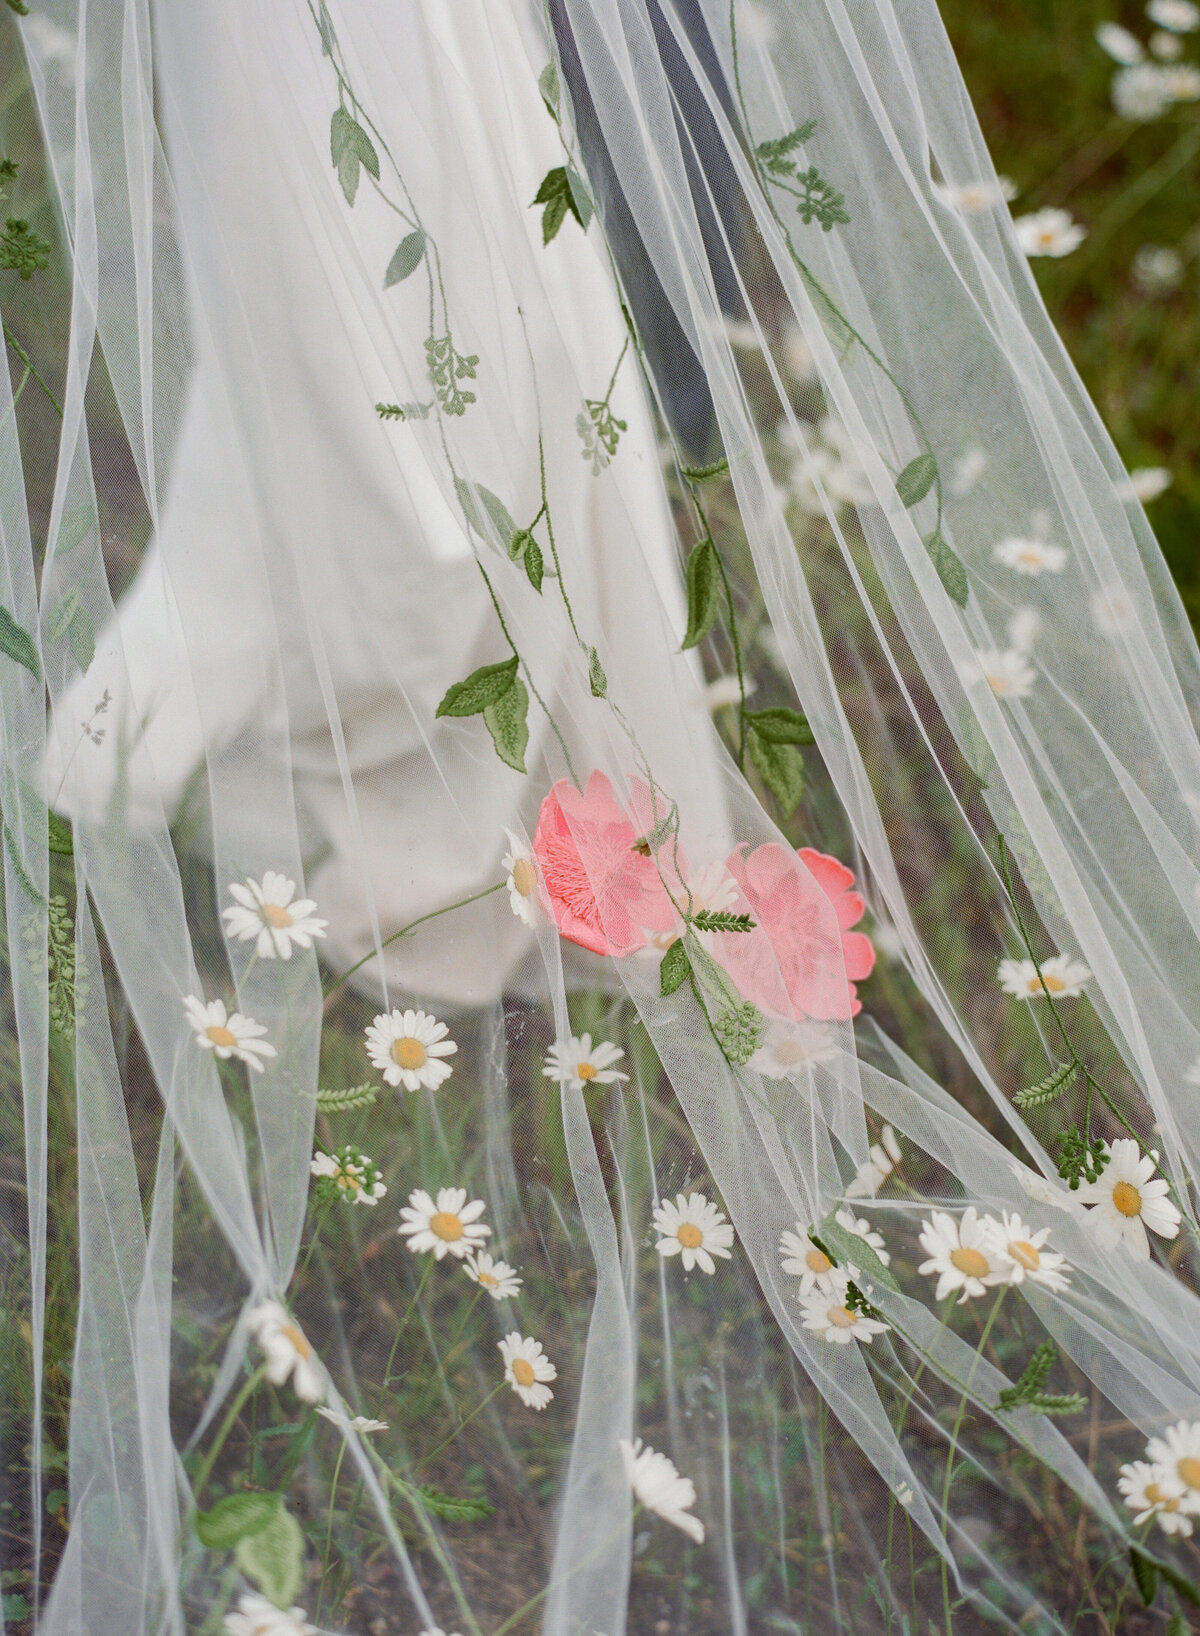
(425, 334, 479, 417)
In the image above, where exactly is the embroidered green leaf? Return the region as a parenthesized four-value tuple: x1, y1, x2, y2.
(68, 602, 93, 673)
(524, 537, 544, 593)
(47, 810, 72, 856)
(1013, 1061, 1076, 1110)
(315, 1083, 378, 1113)
(747, 726, 803, 817)
(4, 0, 31, 16)
(436, 656, 520, 718)
(681, 457, 729, 482)
(680, 537, 721, 650)
(483, 675, 529, 773)
(689, 910, 755, 933)
(0, 217, 51, 278)
(195, 1490, 281, 1550)
(742, 706, 814, 746)
(234, 1502, 303, 1610)
(895, 453, 937, 508)
(813, 1211, 901, 1293)
(0, 606, 40, 681)
(532, 166, 588, 244)
(425, 335, 478, 416)
(588, 647, 607, 698)
(330, 106, 379, 206)
(924, 529, 969, 607)
(565, 166, 593, 230)
(384, 229, 426, 287)
(413, 1483, 495, 1523)
(713, 1000, 763, 1064)
(755, 122, 818, 175)
(792, 167, 850, 231)
(53, 506, 97, 555)
(453, 479, 515, 550)
(538, 62, 560, 117)
(1131, 1549, 1159, 1608)
(659, 938, 691, 997)
(46, 588, 80, 645)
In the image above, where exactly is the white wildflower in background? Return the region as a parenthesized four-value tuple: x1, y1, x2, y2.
(619, 1437, 705, 1542)
(1112, 61, 1175, 118)
(246, 1302, 324, 1403)
(949, 446, 987, 496)
(1096, 20, 1145, 62)
(653, 1192, 735, 1274)
(800, 1268, 890, 1344)
(501, 829, 540, 927)
(846, 1124, 903, 1198)
(1150, 26, 1184, 55)
(782, 322, 817, 380)
(1147, 0, 1200, 30)
(1145, 1421, 1200, 1514)
(1008, 1159, 1072, 1210)
(222, 871, 327, 959)
(724, 316, 764, 351)
(996, 1211, 1071, 1291)
(997, 953, 1091, 999)
(1090, 582, 1138, 637)
(749, 1018, 838, 1078)
(20, 15, 77, 79)
(223, 1594, 315, 1636)
(184, 996, 277, 1073)
(398, 1186, 490, 1260)
(935, 176, 1018, 212)
(782, 416, 875, 514)
(779, 1226, 837, 1294)
(992, 535, 1068, 575)
(835, 1207, 891, 1267)
(310, 1146, 387, 1206)
(1121, 465, 1173, 503)
(365, 1008, 457, 1091)
(316, 1406, 388, 1434)
(543, 1033, 629, 1091)
(895, 1480, 916, 1508)
(918, 1208, 1011, 1303)
(1014, 208, 1087, 257)
(464, 1250, 523, 1300)
(702, 672, 756, 712)
(499, 1332, 557, 1409)
(975, 646, 1036, 700)
(1117, 1460, 1192, 1535)
(1074, 1138, 1181, 1258)
(1163, 61, 1200, 95)
(1132, 245, 1184, 294)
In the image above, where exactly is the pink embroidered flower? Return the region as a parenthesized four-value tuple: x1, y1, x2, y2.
(717, 845, 875, 1020)
(532, 773, 675, 956)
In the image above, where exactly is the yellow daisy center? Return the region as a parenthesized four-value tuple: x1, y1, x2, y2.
(1178, 1457, 1200, 1490)
(430, 1211, 464, 1241)
(576, 1061, 598, 1081)
(511, 858, 537, 897)
(950, 1246, 990, 1279)
(773, 1039, 810, 1066)
(676, 1222, 704, 1249)
(512, 1357, 536, 1388)
(1034, 972, 1065, 993)
(392, 1037, 427, 1071)
(827, 1306, 855, 1328)
(336, 1170, 362, 1193)
(1146, 1482, 1180, 1511)
(1112, 1180, 1142, 1217)
(1017, 548, 1042, 567)
(478, 1270, 498, 1288)
(806, 1248, 832, 1275)
(1008, 1239, 1041, 1270)
(205, 1025, 238, 1049)
(282, 1322, 312, 1359)
(261, 902, 294, 929)
(650, 929, 679, 952)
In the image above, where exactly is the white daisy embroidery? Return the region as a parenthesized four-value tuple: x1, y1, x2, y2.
(365, 1008, 457, 1092)
(221, 871, 327, 960)
(799, 1268, 890, 1345)
(398, 1187, 490, 1260)
(992, 536, 1068, 575)
(223, 1593, 315, 1635)
(748, 1019, 837, 1078)
(997, 954, 1091, 999)
(501, 829, 540, 927)
(184, 996, 277, 1073)
(543, 1033, 629, 1091)
(917, 1208, 1011, 1304)
(463, 1250, 522, 1301)
(652, 1192, 735, 1275)
(1074, 1138, 1181, 1258)
(499, 1332, 556, 1409)
(996, 1211, 1071, 1291)
(246, 1302, 324, 1404)
(619, 1437, 704, 1543)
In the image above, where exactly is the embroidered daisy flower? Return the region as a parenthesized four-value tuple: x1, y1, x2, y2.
(992, 536, 1068, 575)
(223, 1593, 315, 1635)
(975, 647, 1036, 699)
(997, 954, 1091, 999)
(398, 1187, 490, 1260)
(918, 1208, 1011, 1304)
(316, 1406, 388, 1434)
(749, 1019, 838, 1078)
(934, 176, 1018, 212)
(310, 1146, 386, 1206)
(499, 1332, 556, 1409)
(1096, 20, 1145, 62)
(846, 1124, 903, 1198)
(1145, 1422, 1200, 1516)
(464, 1250, 522, 1300)
(543, 1033, 629, 1092)
(1118, 1459, 1191, 1534)
(221, 871, 328, 960)
(1014, 208, 1087, 258)
(619, 1437, 704, 1543)
(1148, 0, 1200, 31)
(246, 1302, 324, 1403)
(1074, 1138, 1181, 1258)
(184, 996, 277, 1073)
(653, 1192, 735, 1275)
(365, 1008, 457, 1092)
(996, 1211, 1071, 1291)
(800, 1268, 890, 1344)
(779, 1226, 838, 1294)
(502, 829, 540, 927)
